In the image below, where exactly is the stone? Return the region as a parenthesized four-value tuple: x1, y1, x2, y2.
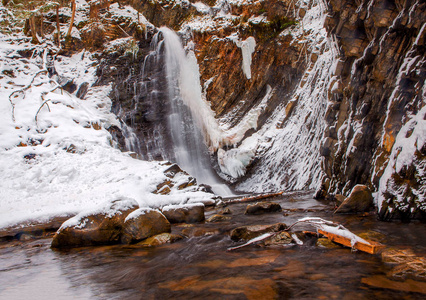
(218, 207, 232, 215)
(230, 223, 287, 242)
(162, 203, 205, 224)
(316, 238, 341, 249)
(334, 185, 374, 214)
(137, 233, 184, 247)
(334, 194, 346, 205)
(245, 201, 282, 215)
(51, 198, 139, 248)
(206, 214, 231, 223)
(121, 208, 171, 244)
(262, 231, 293, 246)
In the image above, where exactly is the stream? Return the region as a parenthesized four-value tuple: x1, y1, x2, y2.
(1, 192, 425, 299)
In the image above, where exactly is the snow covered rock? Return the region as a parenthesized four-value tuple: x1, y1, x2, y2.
(334, 185, 373, 214)
(161, 203, 205, 224)
(245, 201, 282, 215)
(51, 198, 139, 248)
(230, 223, 287, 242)
(121, 208, 171, 244)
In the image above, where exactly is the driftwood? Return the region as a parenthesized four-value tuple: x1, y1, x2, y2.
(227, 217, 385, 254)
(225, 191, 284, 204)
(318, 229, 385, 254)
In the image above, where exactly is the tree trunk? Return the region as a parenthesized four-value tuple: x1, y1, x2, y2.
(29, 15, 40, 44)
(56, 5, 61, 46)
(66, 0, 76, 38)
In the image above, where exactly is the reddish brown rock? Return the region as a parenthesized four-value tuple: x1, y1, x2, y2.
(162, 203, 205, 224)
(334, 185, 373, 214)
(51, 198, 139, 248)
(230, 223, 287, 242)
(245, 201, 282, 215)
(121, 208, 171, 244)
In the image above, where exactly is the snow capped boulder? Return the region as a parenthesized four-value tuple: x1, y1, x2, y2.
(230, 223, 287, 242)
(245, 201, 282, 215)
(51, 198, 139, 248)
(161, 203, 205, 224)
(334, 185, 374, 214)
(121, 208, 171, 244)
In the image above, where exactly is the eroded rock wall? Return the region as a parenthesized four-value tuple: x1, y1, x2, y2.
(318, 0, 425, 219)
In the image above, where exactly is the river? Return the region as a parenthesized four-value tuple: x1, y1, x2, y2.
(1, 192, 425, 299)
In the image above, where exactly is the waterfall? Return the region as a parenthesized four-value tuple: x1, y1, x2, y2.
(157, 27, 233, 196)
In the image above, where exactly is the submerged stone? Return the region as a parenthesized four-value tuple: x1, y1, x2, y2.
(245, 201, 282, 215)
(230, 223, 287, 242)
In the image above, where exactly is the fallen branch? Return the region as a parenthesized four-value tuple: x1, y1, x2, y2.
(227, 217, 385, 254)
(227, 233, 274, 251)
(225, 191, 284, 204)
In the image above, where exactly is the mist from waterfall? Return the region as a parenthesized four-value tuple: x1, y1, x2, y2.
(158, 27, 233, 196)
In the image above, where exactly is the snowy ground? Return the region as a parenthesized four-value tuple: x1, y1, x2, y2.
(0, 32, 213, 229)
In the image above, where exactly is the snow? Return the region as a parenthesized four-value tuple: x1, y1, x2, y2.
(0, 32, 214, 229)
(376, 105, 426, 211)
(124, 207, 158, 222)
(235, 0, 336, 192)
(162, 203, 204, 212)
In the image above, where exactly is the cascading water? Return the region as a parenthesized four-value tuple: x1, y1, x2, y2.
(156, 27, 233, 196)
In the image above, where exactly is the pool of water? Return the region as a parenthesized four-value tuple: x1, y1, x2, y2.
(1, 192, 425, 299)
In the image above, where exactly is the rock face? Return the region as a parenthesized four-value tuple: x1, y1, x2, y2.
(121, 208, 171, 244)
(334, 185, 374, 214)
(33, 0, 424, 220)
(245, 202, 282, 215)
(317, 0, 426, 220)
(230, 223, 287, 242)
(51, 199, 139, 248)
(161, 203, 205, 224)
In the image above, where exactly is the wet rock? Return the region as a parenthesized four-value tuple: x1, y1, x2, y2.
(181, 227, 220, 237)
(334, 185, 373, 214)
(230, 223, 287, 242)
(137, 233, 183, 247)
(334, 194, 346, 205)
(262, 231, 293, 246)
(380, 248, 426, 281)
(316, 238, 341, 249)
(218, 207, 232, 215)
(162, 203, 205, 224)
(51, 198, 139, 248)
(245, 201, 282, 215)
(206, 214, 231, 223)
(121, 208, 171, 244)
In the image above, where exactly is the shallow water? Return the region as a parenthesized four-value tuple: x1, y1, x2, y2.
(1, 192, 425, 299)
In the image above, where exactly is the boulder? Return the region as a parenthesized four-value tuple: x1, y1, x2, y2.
(334, 185, 374, 214)
(206, 214, 231, 223)
(245, 201, 282, 215)
(230, 223, 287, 242)
(51, 198, 139, 248)
(121, 208, 171, 244)
(137, 233, 184, 247)
(162, 203, 205, 223)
